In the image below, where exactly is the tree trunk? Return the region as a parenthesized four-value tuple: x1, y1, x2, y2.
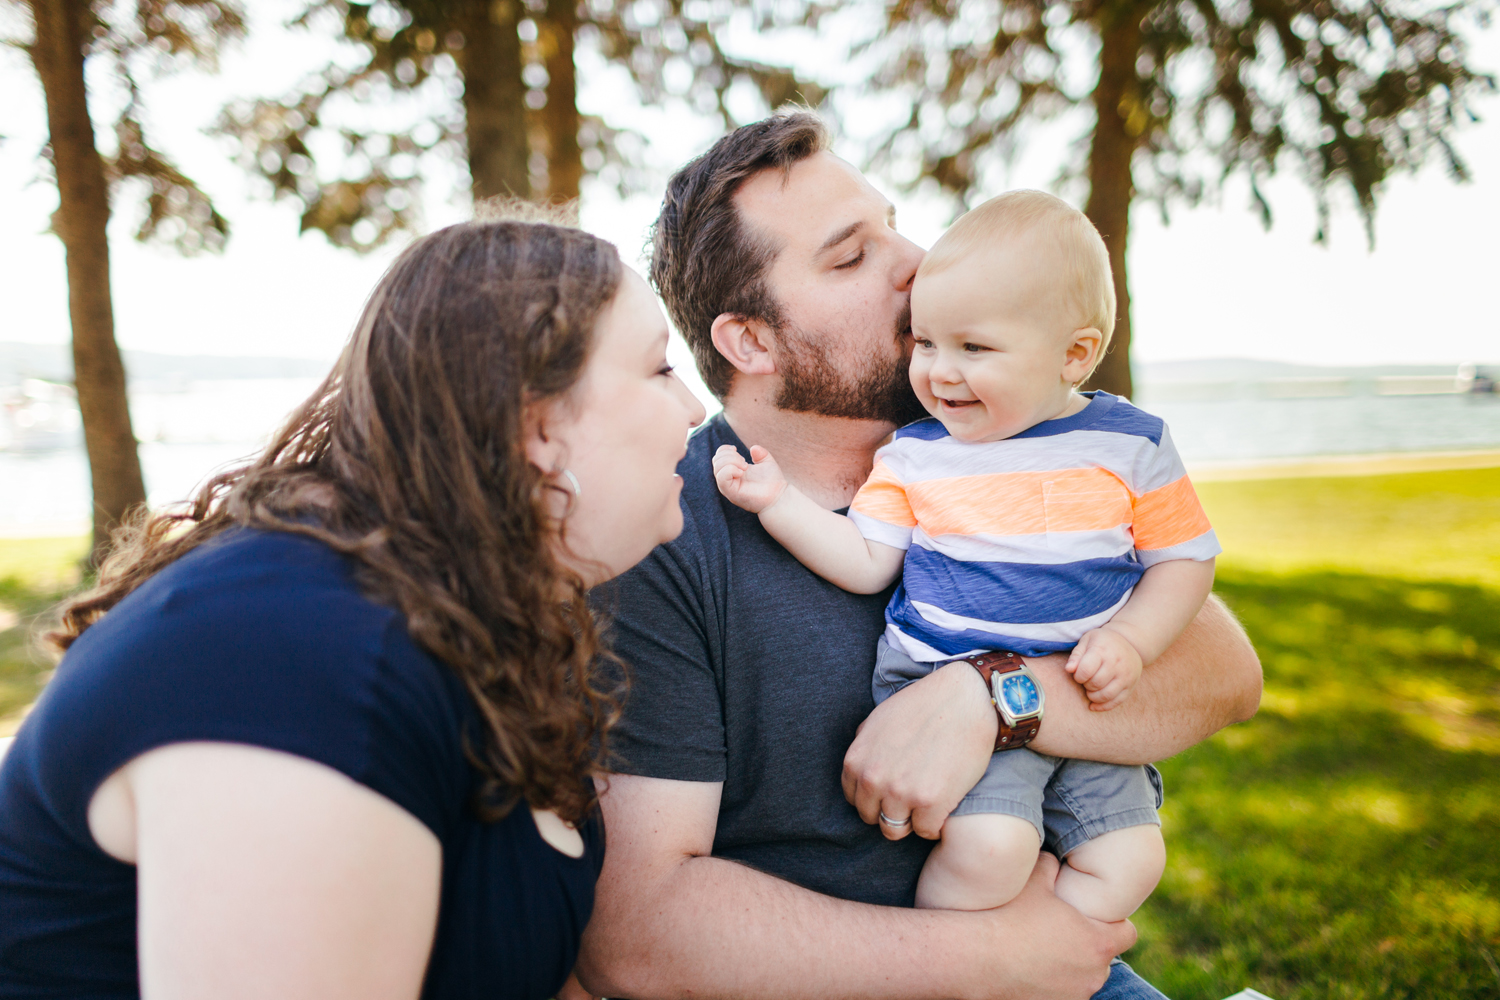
(29, 0, 147, 566)
(1082, 2, 1145, 401)
(538, 0, 581, 204)
(456, 0, 530, 202)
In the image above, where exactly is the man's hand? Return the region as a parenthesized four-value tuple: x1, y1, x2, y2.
(970, 852, 1137, 1000)
(713, 443, 788, 513)
(842, 661, 997, 840)
(1065, 628, 1144, 712)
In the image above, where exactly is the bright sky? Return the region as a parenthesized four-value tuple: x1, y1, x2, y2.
(2, 1, 1496, 414)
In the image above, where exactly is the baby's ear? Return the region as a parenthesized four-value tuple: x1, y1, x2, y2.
(1063, 328, 1103, 382)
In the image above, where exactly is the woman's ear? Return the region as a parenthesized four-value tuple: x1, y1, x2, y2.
(522, 396, 567, 475)
(1063, 328, 1103, 384)
(710, 313, 779, 377)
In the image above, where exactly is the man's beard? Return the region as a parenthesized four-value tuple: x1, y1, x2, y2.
(772, 305, 928, 426)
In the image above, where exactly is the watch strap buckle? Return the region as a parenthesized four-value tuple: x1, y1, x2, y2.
(962, 651, 1040, 752)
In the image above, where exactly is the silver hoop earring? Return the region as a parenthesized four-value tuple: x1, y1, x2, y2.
(561, 468, 582, 498)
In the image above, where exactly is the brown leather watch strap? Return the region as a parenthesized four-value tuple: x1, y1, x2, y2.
(962, 651, 1041, 752)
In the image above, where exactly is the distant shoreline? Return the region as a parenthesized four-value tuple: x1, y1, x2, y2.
(3, 447, 1498, 539)
(1187, 448, 1500, 482)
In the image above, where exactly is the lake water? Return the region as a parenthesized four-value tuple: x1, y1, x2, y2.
(1141, 391, 1500, 464)
(1, 379, 322, 536)
(2, 378, 1498, 535)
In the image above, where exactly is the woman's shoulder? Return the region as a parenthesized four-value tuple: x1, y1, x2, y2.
(127, 526, 393, 627)
(76, 526, 429, 668)
(60, 528, 422, 721)
(23, 527, 473, 841)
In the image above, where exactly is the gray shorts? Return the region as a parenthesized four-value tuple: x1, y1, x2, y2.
(873, 636, 1163, 857)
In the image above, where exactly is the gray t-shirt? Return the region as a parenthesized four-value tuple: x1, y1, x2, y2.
(595, 414, 932, 906)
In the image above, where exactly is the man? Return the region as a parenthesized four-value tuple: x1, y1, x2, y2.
(577, 112, 1261, 1000)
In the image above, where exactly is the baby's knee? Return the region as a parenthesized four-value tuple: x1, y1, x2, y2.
(940, 812, 1041, 872)
(1068, 824, 1165, 887)
(917, 813, 1041, 911)
(1056, 824, 1165, 921)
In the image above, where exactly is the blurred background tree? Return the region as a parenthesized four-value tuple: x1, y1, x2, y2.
(18, 0, 245, 565)
(213, 0, 825, 251)
(830, 0, 1495, 399)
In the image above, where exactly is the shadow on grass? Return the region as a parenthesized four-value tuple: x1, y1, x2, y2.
(1130, 568, 1500, 1000)
(0, 576, 73, 724)
(2, 561, 1497, 996)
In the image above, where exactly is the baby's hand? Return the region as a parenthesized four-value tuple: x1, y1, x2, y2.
(712, 444, 789, 514)
(1065, 628, 1143, 711)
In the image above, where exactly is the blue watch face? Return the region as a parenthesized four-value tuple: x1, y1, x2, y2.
(1000, 673, 1041, 717)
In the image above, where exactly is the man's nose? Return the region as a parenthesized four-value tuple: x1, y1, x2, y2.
(892, 233, 924, 293)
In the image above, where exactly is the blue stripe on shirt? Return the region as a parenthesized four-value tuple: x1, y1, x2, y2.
(889, 544, 1144, 634)
(1007, 392, 1164, 446)
(894, 417, 950, 442)
(884, 602, 1084, 658)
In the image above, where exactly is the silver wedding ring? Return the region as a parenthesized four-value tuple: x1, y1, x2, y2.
(878, 810, 912, 829)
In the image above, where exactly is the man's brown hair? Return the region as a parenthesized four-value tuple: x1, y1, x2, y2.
(649, 111, 830, 399)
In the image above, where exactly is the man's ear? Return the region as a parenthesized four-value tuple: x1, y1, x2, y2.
(1063, 328, 1103, 384)
(710, 313, 779, 377)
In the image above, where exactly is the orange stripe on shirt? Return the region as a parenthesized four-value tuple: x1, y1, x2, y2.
(903, 467, 1132, 537)
(1132, 474, 1213, 550)
(849, 459, 917, 527)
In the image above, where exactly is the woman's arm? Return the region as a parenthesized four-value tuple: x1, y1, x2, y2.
(92, 742, 441, 1000)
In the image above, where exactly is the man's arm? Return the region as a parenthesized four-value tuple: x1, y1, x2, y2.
(575, 773, 1134, 1000)
(842, 595, 1261, 838)
(1032, 593, 1259, 763)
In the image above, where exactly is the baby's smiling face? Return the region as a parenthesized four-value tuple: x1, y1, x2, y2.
(908, 227, 1101, 443)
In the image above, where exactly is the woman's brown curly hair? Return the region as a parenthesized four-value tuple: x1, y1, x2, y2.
(49, 220, 624, 825)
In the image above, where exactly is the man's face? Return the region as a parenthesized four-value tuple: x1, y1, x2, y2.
(733, 152, 928, 426)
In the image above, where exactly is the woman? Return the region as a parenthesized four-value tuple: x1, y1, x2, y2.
(0, 221, 706, 998)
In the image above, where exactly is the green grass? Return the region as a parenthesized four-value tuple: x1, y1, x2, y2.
(2, 470, 1499, 996)
(0, 535, 86, 728)
(1127, 467, 1500, 999)
(1196, 466, 1500, 589)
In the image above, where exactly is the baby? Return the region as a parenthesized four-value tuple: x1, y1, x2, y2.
(713, 190, 1220, 919)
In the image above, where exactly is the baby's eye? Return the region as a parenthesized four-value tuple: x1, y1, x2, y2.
(914, 337, 934, 349)
(655, 362, 676, 377)
(963, 343, 989, 353)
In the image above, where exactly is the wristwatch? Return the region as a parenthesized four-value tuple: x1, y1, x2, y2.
(962, 651, 1044, 751)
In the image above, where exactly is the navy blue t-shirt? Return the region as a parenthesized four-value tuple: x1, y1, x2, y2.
(0, 529, 602, 999)
(595, 414, 933, 906)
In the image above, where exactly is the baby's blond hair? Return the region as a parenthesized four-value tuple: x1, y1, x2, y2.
(918, 191, 1116, 377)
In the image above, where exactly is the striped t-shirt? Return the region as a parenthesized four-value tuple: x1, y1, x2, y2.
(848, 392, 1220, 661)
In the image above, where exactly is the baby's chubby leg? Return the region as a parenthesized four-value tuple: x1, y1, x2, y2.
(915, 813, 1041, 911)
(1055, 824, 1165, 922)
